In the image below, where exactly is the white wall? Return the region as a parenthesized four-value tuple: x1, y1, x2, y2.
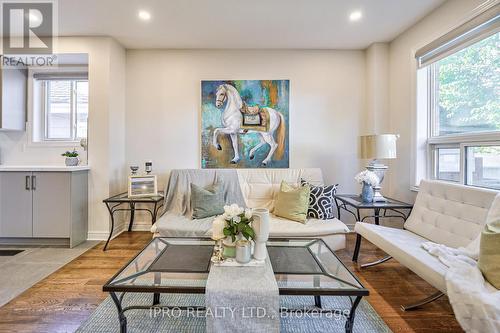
(0, 37, 127, 239)
(108, 40, 128, 199)
(365, 43, 390, 135)
(387, 0, 486, 203)
(126, 49, 366, 229)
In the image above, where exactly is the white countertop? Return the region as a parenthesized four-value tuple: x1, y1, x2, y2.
(0, 165, 90, 172)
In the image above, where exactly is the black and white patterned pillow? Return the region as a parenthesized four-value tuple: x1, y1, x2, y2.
(301, 179, 338, 220)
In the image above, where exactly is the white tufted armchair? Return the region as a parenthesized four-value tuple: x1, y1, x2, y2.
(352, 179, 498, 310)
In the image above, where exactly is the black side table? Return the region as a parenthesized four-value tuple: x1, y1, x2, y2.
(103, 192, 164, 251)
(334, 194, 413, 225)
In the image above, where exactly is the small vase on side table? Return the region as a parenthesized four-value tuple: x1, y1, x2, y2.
(361, 182, 374, 203)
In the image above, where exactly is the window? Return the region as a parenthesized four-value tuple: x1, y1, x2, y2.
(435, 147, 460, 182)
(415, 6, 500, 190)
(432, 33, 499, 137)
(466, 145, 500, 189)
(42, 79, 88, 141)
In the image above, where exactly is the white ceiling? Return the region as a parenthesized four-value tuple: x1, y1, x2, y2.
(58, 0, 446, 49)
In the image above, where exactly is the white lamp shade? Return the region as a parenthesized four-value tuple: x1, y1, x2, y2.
(360, 134, 398, 160)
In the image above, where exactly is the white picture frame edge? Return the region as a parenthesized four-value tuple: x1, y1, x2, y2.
(128, 175, 158, 198)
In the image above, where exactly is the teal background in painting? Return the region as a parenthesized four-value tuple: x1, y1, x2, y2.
(201, 80, 289, 168)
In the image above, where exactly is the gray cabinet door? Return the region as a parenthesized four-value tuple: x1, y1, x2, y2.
(0, 172, 33, 237)
(32, 172, 71, 238)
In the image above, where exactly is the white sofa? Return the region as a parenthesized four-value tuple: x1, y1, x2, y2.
(151, 168, 350, 250)
(353, 179, 498, 310)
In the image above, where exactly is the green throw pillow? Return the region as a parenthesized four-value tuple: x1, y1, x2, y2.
(274, 181, 311, 223)
(190, 183, 224, 219)
(478, 220, 500, 289)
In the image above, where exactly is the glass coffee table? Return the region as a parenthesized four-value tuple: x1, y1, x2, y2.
(103, 237, 369, 333)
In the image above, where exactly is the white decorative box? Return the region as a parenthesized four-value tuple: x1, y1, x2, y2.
(213, 257, 265, 267)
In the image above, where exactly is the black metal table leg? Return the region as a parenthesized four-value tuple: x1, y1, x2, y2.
(314, 295, 322, 308)
(335, 197, 341, 219)
(352, 234, 362, 262)
(103, 203, 116, 251)
(153, 271, 160, 305)
(152, 202, 158, 223)
(356, 208, 361, 222)
(374, 207, 380, 225)
(345, 296, 362, 333)
(110, 292, 127, 333)
(128, 203, 135, 232)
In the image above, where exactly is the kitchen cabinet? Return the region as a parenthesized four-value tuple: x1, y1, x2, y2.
(0, 172, 32, 237)
(0, 168, 88, 247)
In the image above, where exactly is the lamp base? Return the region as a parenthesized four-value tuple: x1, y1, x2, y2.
(366, 161, 388, 202)
(366, 160, 387, 183)
(372, 186, 388, 202)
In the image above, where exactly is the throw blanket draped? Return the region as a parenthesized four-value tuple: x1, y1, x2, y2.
(153, 169, 247, 237)
(422, 241, 500, 333)
(161, 169, 246, 216)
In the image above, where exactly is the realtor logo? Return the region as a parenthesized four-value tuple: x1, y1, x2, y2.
(1, 1, 54, 54)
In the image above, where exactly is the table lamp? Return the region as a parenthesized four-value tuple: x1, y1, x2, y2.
(359, 134, 399, 202)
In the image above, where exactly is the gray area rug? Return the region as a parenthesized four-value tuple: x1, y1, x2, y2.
(77, 293, 391, 333)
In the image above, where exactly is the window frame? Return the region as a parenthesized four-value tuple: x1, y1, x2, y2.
(40, 78, 88, 142)
(426, 59, 500, 145)
(429, 144, 461, 183)
(411, 3, 500, 191)
(424, 42, 500, 189)
(463, 142, 500, 190)
(430, 141, 500, 189)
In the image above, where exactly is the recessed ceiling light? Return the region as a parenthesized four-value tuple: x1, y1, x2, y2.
(138, 10, 151, 21)
(349, 10, 363, 22)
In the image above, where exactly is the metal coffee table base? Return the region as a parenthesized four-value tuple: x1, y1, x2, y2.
(109, 292, 363, 333)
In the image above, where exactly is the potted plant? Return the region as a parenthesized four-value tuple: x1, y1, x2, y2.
(219, 204, 255, 257)
(355, 170, 380, 203)
(62, 149, 80, 166)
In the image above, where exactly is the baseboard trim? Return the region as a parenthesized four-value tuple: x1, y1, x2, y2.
(87, 220, 153, 240)
(87, 223, 127, 241)
(0, 237, 70, 247)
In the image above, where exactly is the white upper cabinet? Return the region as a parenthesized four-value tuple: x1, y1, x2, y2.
(0, 59, 27, 131)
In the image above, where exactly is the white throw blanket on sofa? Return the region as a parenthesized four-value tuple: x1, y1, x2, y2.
(422, 240, 500, 333)
(161, 169, 246, 216)
(152, 169, 247, 236)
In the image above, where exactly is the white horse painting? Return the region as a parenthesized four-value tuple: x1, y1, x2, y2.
(212, 83, 286, 166)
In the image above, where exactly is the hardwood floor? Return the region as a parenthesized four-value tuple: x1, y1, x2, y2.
(340, 235, 462, 333)
(0, 232, 463, 333)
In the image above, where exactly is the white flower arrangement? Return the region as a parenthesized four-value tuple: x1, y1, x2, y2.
(354, 170, 380, 187)
(222, 204, 245, 219)
(219, 204, 255, 242)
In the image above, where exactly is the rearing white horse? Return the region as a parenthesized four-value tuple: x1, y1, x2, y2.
(212, 84, 286, 166)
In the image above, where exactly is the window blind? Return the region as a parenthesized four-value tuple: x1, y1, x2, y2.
(33, 72, 88, 80)
(415, 2, 499, 68)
